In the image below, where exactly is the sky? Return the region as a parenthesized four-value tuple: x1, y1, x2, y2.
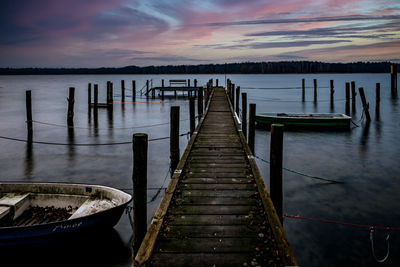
(0, 0, 399, 67)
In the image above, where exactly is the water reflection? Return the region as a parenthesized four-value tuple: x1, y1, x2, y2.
(68, 126, 75, 166)
(360, 122, 371, 151)
(24, 142, 34, 178)
(107, 107, 114, 137)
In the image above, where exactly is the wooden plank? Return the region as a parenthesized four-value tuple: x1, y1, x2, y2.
(175, 196, 259, 206)
(181, 190, 257, 197)
(150, 253, 259, 267)
(161, 225, 263, 238)
(181, 183, 254, 190)
(169, 205, 258, 215)
(185, 167, 250, 174)
(152, 237, 270, 253)
(181, 178, 253, 184)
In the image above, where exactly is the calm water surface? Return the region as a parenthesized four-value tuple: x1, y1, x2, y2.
(0, 74, 399, 266)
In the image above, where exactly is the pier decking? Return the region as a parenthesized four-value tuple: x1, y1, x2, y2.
(134, 87, 296, 266)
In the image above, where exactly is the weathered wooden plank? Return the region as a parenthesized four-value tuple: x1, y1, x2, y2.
(174, 196, 259, 206)
(149, 253, 266, 267)
(161, 225, 263, 238)
(169, 205, 258, 215)
(181, 183, 254, 190)
(184, 173, 250, 178)
(181, 190, 256, 198)
(187, 163, 247, 168)
(152, 237, 269, 253)
(181, 178, 253, 184)
(185, 167, 250, 174)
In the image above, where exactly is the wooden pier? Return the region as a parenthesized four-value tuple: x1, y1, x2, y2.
(134, 87, 296, 266)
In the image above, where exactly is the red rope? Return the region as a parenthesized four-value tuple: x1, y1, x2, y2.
(283, 214, 400, 231)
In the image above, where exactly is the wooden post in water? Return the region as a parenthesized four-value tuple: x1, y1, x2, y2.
(188, 79, 191, 87)
(198, 87, 203, 120)
(132, 133, 148, 256)
(358, 87, 371, 123)
(302, 78, 305, 102)
(351, 81, 356, 112)
(216, 79, 219, 87)
(67, 87, 75, 126)
(391, 64, 398, 96)
(235, 86, 240, 115)
(146, 80, 149, 100)
(313, 79, 317, 103)
(248, 103, 256, 154)
(107, 81, 110, 104)
(88, 83, 92, 109)
(241, 92, 247, 138)
(132, 80, 136, 101)
(189, 97, 195, 136)
(26, 90, 33, 142)
(345, 82, 350, 116)
(205, 85, 209, 107)
(94, 84, 98, 112)
(121, 80, 125, 102)
(270, 124, 284, 224)
(110, 82, 114, 103)
(162, 79, 164, 88)
(376, 83, 380, 119)
(194, 79, 197, 88)
(330, 80, 334, 105)
(231, 83, 235, 108)
(170, 106, 180, 176)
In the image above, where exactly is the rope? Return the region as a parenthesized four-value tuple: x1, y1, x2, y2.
(255, 155, 344, 184)
(0, 132, 190, 146)
(147, 165, 171, 203)
(31, 117, 190, 130)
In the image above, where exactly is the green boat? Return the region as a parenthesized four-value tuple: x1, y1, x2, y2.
(255, 113, 351, 130)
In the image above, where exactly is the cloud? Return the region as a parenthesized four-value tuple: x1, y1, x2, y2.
(199, 14, 400, 27)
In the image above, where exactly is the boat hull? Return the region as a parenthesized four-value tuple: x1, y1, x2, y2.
(0, 182, 132, 246)
(255, 113, 351, 130)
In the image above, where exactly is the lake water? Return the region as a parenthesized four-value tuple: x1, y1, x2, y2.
(0, 73, 399, 266)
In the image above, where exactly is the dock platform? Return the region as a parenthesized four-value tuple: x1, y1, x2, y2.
(134, 87, 297, 266)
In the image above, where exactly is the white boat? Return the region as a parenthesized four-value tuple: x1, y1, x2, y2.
(0, 182, 131, 245)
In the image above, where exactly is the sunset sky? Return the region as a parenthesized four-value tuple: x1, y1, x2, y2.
(1, 0, 399, 67)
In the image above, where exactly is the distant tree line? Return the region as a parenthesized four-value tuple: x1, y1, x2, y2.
(0, 61, 397, 75)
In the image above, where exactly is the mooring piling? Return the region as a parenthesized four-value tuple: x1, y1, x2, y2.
(358, 87, 371, 123)
(248, 103, 256, 154)
(132, 80, 136, 101)
(94, 84, 98, 110)
(189, 97, 195, 136)
(376, 83, 380, 119)
(235, 86, 240, 115)
(25, 90, 33, 142)
(198, 87, 204, 120)
(302, 79, 305, 102)
(67, 87, 75, 126)
(121, 80, 125, 102)
(270, 123, 284, 224)
(351, 81, 356, 112)
(132, 133, 148, 257)
(345, 82, 350, 116)
(391, 64, 398, 97)
(241, 92, 247, 138)
(88, 83, 91, 109)
(170, 106, 180, 176)
(231, 83, 235, 110)
(313, 79, 317, 103)
(330, 80, 334, 105)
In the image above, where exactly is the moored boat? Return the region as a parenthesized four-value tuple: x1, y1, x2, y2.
(255, 113, 351, 130)
(0, 182, 131, 245)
